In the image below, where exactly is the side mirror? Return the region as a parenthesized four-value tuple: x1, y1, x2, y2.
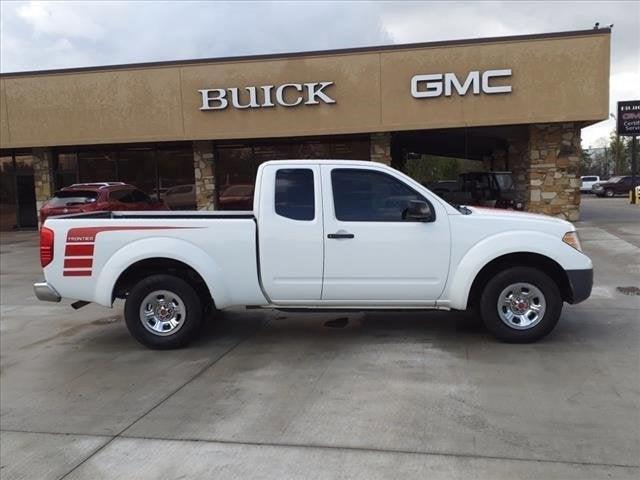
(405, 200, 434, 222)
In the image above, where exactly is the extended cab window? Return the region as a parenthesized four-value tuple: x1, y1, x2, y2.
(275, 169, 314, 220)
(331, 169, 426, 221)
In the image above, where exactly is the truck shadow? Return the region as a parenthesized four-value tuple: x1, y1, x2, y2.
(195, 308, 490, 348)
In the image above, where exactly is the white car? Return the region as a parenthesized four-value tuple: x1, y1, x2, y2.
(580, 175, 600, 193)
(164, 184, 196, 210)
(34, 160, 593, 349)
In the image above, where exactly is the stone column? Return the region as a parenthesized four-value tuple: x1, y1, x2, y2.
(32, 147, 55, 224)
(193, 140, 217, 211)
(528, 123, 581, 221)
(370, 132, 392, 165)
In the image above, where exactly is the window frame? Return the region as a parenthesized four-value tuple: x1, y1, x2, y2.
(330, 167, 435, 223)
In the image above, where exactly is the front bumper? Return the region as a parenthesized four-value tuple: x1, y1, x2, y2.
(34, 281, 61, 303)
(566, 269, 593, 304)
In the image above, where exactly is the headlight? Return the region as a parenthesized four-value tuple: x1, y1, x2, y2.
(562, 231, 582, 252)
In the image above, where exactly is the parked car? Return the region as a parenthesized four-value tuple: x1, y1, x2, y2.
(150, 187, 169, 201)
(425, 180, 458, 195)
(592, 176, 640, 197)
(431, 172, 525, 210)
(35, 160, 592, 349)
(164, 184, 196, 210)
(580, 175, 600, 193)
(39, 182, 166, 223)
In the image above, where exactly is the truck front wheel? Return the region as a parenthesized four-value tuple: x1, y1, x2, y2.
(479, 267, 562, 343)
(124, 274, 203, 349)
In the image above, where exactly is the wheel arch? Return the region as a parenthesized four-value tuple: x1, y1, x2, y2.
(113, 257, 215, 310)
(466, 252, 572, 311)
(92, 237, 230, 308)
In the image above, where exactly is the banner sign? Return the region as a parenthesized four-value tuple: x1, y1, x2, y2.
(617, 100, 640, 136)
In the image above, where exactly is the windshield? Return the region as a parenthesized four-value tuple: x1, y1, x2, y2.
(47, 190, 98, 207)
(494, 173, 515, 191)
(607, 176, 624, 183)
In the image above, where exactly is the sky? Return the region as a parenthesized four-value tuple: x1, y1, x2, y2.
(0, 0, 638, 148)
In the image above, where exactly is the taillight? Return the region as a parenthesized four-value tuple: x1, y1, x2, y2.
(40, 227, 54, 268)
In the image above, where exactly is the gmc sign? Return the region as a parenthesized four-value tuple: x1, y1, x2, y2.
(411, 69, 512, 98)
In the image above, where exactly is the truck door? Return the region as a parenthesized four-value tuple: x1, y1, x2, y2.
(320, 165, 450, 304)
(257, 164, 324, 302)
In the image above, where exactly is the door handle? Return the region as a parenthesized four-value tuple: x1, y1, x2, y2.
(328, 232, 354, 239)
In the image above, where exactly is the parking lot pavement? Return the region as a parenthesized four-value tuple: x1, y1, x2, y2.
(1, 200, 639, 479)
(579, 195, 640, 247)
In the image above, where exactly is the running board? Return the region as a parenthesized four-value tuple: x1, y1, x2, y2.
(246, 305, 451, 312)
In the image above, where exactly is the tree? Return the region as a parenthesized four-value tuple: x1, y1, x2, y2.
(609, 131, 630, 175)
(580, 149, 595, 175)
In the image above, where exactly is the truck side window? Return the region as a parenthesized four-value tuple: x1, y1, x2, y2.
(275, 169, 315, 221)
(331, 169, 425, 222)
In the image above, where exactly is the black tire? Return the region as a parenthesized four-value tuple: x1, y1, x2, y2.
(479, 266, 562, 343)
(124, 274, 203, 349)
(605, 189, 615, 198)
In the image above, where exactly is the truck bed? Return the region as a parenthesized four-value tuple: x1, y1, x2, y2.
(41, 211, 267, 309)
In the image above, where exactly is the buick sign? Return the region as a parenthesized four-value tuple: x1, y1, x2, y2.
(198, 82, 336, 110)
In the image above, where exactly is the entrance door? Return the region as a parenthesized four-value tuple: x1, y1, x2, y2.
(321, 165, 450, 304)
(16, 175, 38, 228)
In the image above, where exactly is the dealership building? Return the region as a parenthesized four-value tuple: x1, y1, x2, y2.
(0, 28, 610, 230)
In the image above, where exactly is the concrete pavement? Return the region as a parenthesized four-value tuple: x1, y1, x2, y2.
(1, 198, 638, 479)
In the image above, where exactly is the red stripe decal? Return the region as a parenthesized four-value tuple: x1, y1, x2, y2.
(66, 226, 190, 243)
(65, 244, 94, 256)
(64, 258, 93, 268)
(63, 270, 92, 277)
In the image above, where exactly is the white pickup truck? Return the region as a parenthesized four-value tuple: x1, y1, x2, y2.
(35, 160, 593, 349)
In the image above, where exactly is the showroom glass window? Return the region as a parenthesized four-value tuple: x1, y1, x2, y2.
(117, 148, 156, 195)
(54, 153, 79, 189)
(0, 152, 37, 229)
(53, 143, 194, 210)
(0, 155, 17, 230)
(216, 135, 369, 210)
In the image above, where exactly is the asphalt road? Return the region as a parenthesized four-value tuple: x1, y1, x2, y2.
(1, 198, 638, 479)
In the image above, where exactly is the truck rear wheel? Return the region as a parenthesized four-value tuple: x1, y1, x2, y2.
(124, 274, 202, 349)
(479, 266, 562, 343)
